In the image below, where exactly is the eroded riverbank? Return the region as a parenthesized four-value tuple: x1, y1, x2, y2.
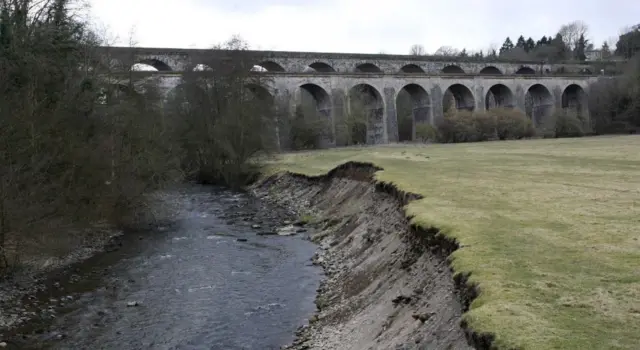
(0, 185, 322, 349)
(252, 163, 476, 350)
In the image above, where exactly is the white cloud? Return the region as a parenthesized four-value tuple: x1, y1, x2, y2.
(88, 0, 640, 54)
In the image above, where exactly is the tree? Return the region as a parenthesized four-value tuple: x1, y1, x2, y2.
(434, 46, 459, 56)
(458, 48, 468, 57)
(615, 24, 640, 59)
(575, 34, 588, 61)
(500, 37, 514, 55)
(536, 36, 549, 47)
(516, 35, 526, 49)
(525, 37, 536, 52)
(550, 33, 570, 61)
(558, 20, 589, 51)
(601, 41, 611, 58)
(409, 44, 426, 55)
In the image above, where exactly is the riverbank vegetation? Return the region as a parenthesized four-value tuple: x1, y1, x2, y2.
(268, 135, 640, 349)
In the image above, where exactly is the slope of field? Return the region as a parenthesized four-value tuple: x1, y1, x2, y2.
(268, 136, 640, 349)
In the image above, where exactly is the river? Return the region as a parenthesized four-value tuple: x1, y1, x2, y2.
(6, 185, 322, 350)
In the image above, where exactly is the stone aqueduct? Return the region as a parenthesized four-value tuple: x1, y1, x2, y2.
(99, 46, 599, 146)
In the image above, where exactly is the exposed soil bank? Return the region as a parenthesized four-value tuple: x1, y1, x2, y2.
(252, 162, 483, 350)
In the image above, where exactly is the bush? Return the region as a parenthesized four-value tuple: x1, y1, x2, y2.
(490, 108, 535, 140)
(554, 110, 585, 137)
(436, 108, 534, 143)
(289, 106, 331, 150)
(415, 123, 439, 142)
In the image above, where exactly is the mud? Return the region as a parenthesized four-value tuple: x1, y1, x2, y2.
(252, 162, 481, 350)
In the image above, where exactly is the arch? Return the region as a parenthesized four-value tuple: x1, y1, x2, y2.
(443, 83, 475, 112)
(307, 62, 336, 73)
(515, 66, 536, 75)
(251, 61, 285, 72)
(347, 84, 384, 145)
(442, 65, 465, 74)
(133, 58, 172, 71)
(400, 64, 425, 73)
(479, 66, 503, 75)
(485, 84, 515, 109)
(355, 63, 382, 73)
(562, 84, 588, 119)
(525, 84, 554, 127)
(245, 83, 274, 103)
(396, 84, 431, 142)
(299, 84, 331, 115)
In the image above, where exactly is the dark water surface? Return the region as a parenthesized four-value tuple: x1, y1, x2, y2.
(17, 185, 321, 350)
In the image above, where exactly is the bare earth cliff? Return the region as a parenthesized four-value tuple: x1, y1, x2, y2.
(252, 163, 481, 350)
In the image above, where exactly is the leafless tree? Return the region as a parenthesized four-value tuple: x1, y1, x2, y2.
(434, 46, 459, 56)
(409, 44, 426, 56)
(558, 20, 589, 50)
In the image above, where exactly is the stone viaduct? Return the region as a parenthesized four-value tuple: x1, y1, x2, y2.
(98, 46, 600, 146)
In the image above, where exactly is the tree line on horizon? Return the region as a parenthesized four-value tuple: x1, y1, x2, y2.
(409, 20, 640, 63)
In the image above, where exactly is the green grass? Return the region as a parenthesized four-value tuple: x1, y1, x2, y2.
(267, 136, 640, 349)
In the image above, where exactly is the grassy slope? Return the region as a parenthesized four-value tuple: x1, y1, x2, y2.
(267, 136, 640, 349)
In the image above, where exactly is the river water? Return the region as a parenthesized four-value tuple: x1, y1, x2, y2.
(9, 185, 321, 350)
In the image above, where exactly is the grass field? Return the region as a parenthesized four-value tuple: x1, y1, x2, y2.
(268, 136, 640, 349)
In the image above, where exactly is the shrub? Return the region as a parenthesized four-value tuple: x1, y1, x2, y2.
(554, 110, 585, 137)
(490, 108, 535, 140)
(436, 108, 534, 143)
(415, 123, 439, 142)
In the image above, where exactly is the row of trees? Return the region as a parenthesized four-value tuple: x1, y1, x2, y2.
(410, 20, 640, 63)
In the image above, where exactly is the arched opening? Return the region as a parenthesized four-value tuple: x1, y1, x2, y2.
(442, 65, 465, 74)
(355, 63, 382, 73)
(132, 59, 172, 71)
(396, 84, 431, 142)
(291, 84, 333, 149)
(163, 83, 210, 119)
(479, 66, 502, 75)
(251, 61, 285, 72)
(485, 84, 515, 109)
(562, 84, 588, 120)
(443, 84, 475, 113)
(306, 62, 335, 72)
(347, 84, 384, 145)
(400, 64, 425, 73)
(515, 66, 536, 75)
(525, 84, 554, 127)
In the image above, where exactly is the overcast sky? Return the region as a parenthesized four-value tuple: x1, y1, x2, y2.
(88, 0, 639, 54)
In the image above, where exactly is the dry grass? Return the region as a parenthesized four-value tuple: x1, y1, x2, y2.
(267, 135, 640, 349)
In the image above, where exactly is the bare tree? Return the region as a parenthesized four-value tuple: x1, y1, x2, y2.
(409, 44, 426, 56)
(434, 46, 460, 56)
(558, 20, 589, 50)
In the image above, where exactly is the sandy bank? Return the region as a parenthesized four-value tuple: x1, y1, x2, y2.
(253, 162, 486, 350)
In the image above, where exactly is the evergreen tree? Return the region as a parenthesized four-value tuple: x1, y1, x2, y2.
(500, 37, 514, 54)
(458, 48, 468, 57)
(525, 37, 536, 52)
(601, 41, 611, 58)
(516, 35, 526, 49)
(575, 34, 587, 61)
(550, 33, 569, 61)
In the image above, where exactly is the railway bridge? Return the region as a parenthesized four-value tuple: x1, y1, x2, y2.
(99, 46, 599, 145)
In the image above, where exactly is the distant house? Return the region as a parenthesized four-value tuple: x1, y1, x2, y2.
(585, 49, 603, 61)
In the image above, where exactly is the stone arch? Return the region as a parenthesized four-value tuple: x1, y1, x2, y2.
(515, 66, 536, 75)
(562, 84, 588, 119)
(479, 66, 503, 75)
(132, 58, 172, 71)
(442, 65, 465, 74)
(245, 83, 274, 103)
(485, 84, 515, 109)
(251, 61, 285, 72)
(347, 84, 384, 144)
(525, 84, 554, 127)
(307, 62, 335, 72)
(355, 63, 382, 73)
(298, 83, 332, 117)
(396, 84, 431, 141)
(443, 83, 475, 112)
(400, 64, 425, 73)
(163, 83, 209, 115)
